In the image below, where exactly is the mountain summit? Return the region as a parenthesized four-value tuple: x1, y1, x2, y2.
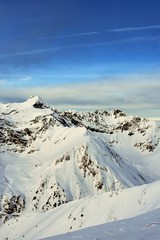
(26, 96, 45, 108)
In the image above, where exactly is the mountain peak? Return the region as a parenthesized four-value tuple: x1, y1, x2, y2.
(25, 96, 46, 109)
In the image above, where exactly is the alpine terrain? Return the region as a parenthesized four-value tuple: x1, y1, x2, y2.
(0, 96, 160, 240)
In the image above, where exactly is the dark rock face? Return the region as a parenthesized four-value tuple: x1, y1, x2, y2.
(33, 101, 44, 109)
(0, 119, 27, 152)
(0, 195, 25, 224)
(31, 181, 69, 212)
(3, 195, 25, 214)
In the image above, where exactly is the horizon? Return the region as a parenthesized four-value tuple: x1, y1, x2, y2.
(1, 95, 160, 121)
(0, 0, 160, 118)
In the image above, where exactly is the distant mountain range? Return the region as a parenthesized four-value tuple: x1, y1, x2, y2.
(0, 96, 160, 240)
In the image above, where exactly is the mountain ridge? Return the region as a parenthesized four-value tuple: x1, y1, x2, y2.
(0, 97, 160, 239)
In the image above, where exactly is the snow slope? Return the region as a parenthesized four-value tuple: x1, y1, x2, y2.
(0, 96, 160, 239)
(42, 207, 160, 240)
(1, 181, 160, 239)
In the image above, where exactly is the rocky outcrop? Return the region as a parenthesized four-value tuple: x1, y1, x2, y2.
(0, 195, 25, 224)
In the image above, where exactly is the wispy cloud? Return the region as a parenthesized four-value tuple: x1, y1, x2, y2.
(0, 35, 160, 58)
(40, 25, 160, 39)
(105, 25, 160, 33)
(0, 24, 160, 58)
(0, 48, 57, 58)
(40, 32, 100, 40)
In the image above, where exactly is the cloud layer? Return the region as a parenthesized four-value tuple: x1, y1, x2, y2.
(0, 74, 159, 118)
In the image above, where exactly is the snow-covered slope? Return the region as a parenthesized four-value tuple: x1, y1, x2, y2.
(42, 207, 160, 240)
(0, 96, 160, 239)
(1, 181, 160, 240)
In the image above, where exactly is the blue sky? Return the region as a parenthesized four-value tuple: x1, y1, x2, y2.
(0, 0, 160, 118)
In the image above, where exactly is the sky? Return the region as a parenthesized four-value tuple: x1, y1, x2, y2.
(0, 0, 160, 118)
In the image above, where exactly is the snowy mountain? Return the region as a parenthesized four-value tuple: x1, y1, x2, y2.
(0, 96, 160, 239)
